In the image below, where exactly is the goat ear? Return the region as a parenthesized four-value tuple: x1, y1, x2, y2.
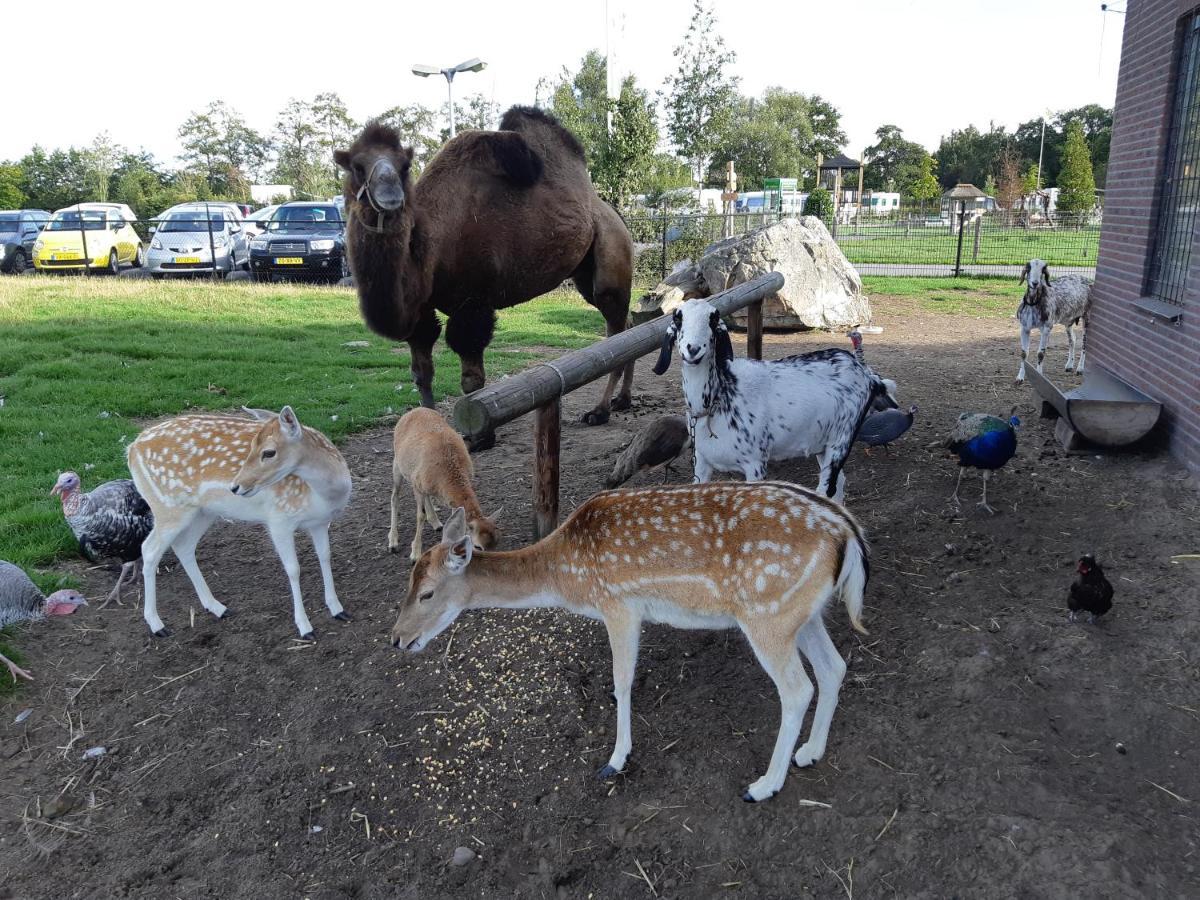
(278, 406, 302, 441)
(1019, 263, 1029, 284)
(334, 149, 352, 171)
(712, 314, 734, 368)
(1042, 264, 1051, 282)
(652, 322, 678, 376)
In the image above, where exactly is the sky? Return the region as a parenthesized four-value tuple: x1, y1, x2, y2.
(4, 0, 1123, 166)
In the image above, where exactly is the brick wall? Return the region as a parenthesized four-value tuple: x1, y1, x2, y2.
(1091, 0, 1200, 471)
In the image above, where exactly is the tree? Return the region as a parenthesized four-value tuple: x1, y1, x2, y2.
(709, 88, 819, 189)
(662, 0, 739, 191)
(803, 187, 833, 219)
(994, 146, 1024, 214)
(900, 154, 940, 210)
(1056, 121, 1096, 218)
(935, 124, 1009, 188)
(18, 146, 98, 210)
(641, 153, 694, 206)
(863, 124, 926, 191)
(0, 164, 25, 208)
(374, 103, 442, 174)
(177, 101, 269, 197)
(806, 94, 847, 161)
(1056, 104, 1112, 188)
(550, 51, 661, 207)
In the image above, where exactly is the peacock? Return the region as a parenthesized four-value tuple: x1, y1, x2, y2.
(51, 472, 154, 608)
(0, 560, 88, 682)
(943, 409, 1019, 514)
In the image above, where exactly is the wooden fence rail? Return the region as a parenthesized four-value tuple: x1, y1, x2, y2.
(453, 272, 785, 538)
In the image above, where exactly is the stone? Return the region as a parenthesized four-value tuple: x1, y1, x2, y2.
(450, 846, 476, 867)
(637, 217, 872, 330)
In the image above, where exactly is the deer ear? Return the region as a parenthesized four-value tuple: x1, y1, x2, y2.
(334, 149, 352, 171)
(445, 534, 473, 573)
(278, 406, 302, 440)
(242, 406, 275, 422)
(441, 507, 468, 544)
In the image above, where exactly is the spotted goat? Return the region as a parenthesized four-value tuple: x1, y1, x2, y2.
(391, 481, 869, 803)
(653, 299, 895, 502)
(1016, 258, 1093, 382)
(126, 406, 352, 638)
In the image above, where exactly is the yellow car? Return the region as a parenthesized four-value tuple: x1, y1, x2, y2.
(33, 203, 144, 273)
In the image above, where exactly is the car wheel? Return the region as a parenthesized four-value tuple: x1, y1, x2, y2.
(107, 249, 120, 275)
(133, 245, 144, 268)
(9, 249, 27, 275)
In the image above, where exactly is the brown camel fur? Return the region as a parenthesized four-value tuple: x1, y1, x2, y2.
(335, 107, 635, 447)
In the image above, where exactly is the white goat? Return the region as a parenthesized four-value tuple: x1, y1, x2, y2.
(653, 300, 894, 503)
(1016, 259, 1093, 382)
(126, 406, 352, 639)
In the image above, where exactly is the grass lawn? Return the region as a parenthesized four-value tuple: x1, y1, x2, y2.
(861, 275, 1024, 317)
(0, 276, 605, 683)
(837, 224, 1099, 267)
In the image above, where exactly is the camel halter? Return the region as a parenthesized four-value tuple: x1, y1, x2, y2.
(354, 156, 397, 234)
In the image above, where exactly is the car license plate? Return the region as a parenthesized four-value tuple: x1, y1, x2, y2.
(175, 256, 201, 265)
(275, 257, 304, 265)
(53, 252, 81, 261)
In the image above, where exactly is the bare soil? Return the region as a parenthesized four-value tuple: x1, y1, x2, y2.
(2, 303, 1198, 899)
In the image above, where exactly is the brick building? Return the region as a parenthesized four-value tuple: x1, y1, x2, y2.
(1091, 0, 1200, 470)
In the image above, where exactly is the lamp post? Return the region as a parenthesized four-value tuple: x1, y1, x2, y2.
(412, 58, 487, 139)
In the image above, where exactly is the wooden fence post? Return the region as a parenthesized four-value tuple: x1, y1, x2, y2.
(747, 299, 764, 360)
(532, 397, 561, 540)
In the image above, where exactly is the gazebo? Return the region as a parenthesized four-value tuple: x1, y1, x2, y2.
(817, 152, 863, 217)
(942, 183, 990, 232)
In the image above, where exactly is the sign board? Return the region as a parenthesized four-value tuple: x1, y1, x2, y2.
(763, 177, 799, 191)
(720, 191, 739, 201)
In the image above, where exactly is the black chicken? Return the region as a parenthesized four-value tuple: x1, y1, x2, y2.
(1068, 555, 1113, 623)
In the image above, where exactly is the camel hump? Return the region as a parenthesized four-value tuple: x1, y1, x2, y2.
(499, 105, 586, 161)
(485, 132, 544, 187)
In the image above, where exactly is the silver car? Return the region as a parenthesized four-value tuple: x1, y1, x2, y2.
(146, 204, 249, 277)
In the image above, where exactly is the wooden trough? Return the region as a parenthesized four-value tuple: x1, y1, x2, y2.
(1026, 363, 1162, 451)
(453, 273, 783, 538)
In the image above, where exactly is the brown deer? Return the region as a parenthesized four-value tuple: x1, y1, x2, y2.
(390, 481, 869, 802)
(126, 407, 352, 639)
(389, 407, 500, 561)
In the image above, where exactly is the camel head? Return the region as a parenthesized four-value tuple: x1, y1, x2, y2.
(335, 121, 413, 215)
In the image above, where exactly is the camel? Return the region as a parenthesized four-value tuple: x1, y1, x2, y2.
(334, 107, 635, 449)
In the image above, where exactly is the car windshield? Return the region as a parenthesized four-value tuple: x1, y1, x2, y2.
(0, 213, 19, 231)
(160, 213, 224, 233)
(48, 211, 107, 231)
(268, 207, 342, 232)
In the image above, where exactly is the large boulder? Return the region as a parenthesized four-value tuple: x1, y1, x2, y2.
(634, 217, 871, 330)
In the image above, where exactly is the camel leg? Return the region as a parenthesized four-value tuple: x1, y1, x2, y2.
(575, 214, 634, 425)
(446, 306, 498, 451)
(408, 307, 442, 410)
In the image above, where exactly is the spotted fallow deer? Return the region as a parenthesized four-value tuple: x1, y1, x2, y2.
(390, 481, 870, 802)
(126, 406, 352, 639)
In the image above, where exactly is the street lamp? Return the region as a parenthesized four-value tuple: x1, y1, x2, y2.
(412, 58, 487, 138)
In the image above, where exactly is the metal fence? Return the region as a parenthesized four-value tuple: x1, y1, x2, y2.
(626, 207, 1101, 288)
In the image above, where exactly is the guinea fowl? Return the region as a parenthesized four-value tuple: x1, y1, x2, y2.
(857, 404, 917, 454)
(0, 560, 87, 681)
(51, 472, 153, 608)
(606, 415, 691, 488)
(1069, 555, 1114, 623)
(944, 410, 1019, 514)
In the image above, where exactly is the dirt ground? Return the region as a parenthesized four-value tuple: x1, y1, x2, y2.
(2, 302, 1198, 899)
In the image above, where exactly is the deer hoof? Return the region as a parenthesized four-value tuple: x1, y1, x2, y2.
(582, 408, 610, 426)
(333, 611, 352, 622)
(610, 394, 632, 412)
(597, 765, 620, 781)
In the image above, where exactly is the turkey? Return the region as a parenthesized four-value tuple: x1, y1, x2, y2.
(856, 404, 917, 454)
(943, 410, 1019, 514)
(848, 331, 899, 411)
(606, 415, 691, 488)
(51, 472, 153, 608)
(0, 560, 87, 682)
(1068, 555, 1113, 623)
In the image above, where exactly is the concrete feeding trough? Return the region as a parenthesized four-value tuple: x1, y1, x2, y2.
(1027, 364, 1163, 452)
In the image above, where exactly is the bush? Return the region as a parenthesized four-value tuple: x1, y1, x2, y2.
(803, 187, 833, 219)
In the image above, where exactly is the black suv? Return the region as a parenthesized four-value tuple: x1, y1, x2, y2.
(249, 201, 347, 283)
(1, 209, 51, 274)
